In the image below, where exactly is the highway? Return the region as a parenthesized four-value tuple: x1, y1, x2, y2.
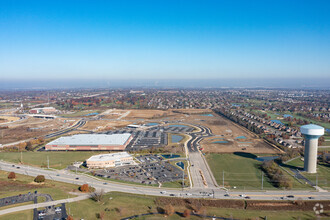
(44, 119, 86, 139)
(0, 161, 329, 201)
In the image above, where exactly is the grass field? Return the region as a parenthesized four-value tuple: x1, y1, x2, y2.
(206, 153, 311, 190)
(0, 210, 33, 220)
(0, 190, 325, 220)
(0, 171, 78, 220)
(0, 151, 102, 169)
(0, 170, 78, 203)
(64, 192, 321, 220)
(286, 157, 330, 190)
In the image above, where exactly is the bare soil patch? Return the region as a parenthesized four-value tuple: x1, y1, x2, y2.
(0, 118, 68, 144)
(126, 109, 177, 119)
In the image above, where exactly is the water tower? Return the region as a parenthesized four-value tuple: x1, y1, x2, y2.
(300, 124, 324, 173)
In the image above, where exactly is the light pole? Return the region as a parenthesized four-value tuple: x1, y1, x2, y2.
(182, 168, 184, 191)
(261, 171, 264, 190)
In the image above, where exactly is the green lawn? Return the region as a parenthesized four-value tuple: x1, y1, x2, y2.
(286, 157, 330, 190)
(206, 153, 310, 190)
(0, 190, 325, 220)
(65, 192, 321, 220)
(0, 151, 105, 169)
(0, 171, 79, 220)
(0, 210, 33, 220)
(0, 170, 78, 209)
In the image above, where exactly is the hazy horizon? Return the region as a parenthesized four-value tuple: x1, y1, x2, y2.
(0, 78, 329, 90)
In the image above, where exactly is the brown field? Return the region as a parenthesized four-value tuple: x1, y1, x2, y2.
(0, 109, 279, 155)
(0, 117, 72, 145)
(100, 109, 130, 119)
(81, 120, 131, 131)
(125, 109, 178, 119)
(172, 109, 213, 114)
(0, 116, 20, 123)
(181, 113, 279, 154)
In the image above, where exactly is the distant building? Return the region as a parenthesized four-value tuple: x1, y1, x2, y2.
(45, 133, 132, 151)
(29, 107, 57, 114)
(86, 152, 133, 168)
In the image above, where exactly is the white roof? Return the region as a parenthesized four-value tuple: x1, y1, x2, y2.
(47, 133, 131, 146)
(300, 124, 324, 136)
(87, 152, 132, 162)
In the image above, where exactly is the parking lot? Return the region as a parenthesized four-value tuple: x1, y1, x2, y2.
(94, 154, 185, 185)
(106, 128, 168, 151)
(0, 192, 67, 220)
(0, 192, 37, 207)
(35, 203, 67, 220)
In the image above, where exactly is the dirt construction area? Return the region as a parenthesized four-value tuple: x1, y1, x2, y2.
(199, 115, 278, 154)
(81, 120, 131, 131)
(0, 116, 20, 123)
(175, 112, 279, 154)
(0, 117, 73, 145)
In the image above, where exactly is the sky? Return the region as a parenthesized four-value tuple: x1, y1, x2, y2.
(0, 0, 330, 84)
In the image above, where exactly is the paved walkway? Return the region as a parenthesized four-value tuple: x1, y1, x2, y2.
(0, 194, 90, 216)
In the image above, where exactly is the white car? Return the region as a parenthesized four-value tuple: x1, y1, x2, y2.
(239, 194, 246, 197)
(186, 193, 192, 196)
(160, 191, 166, 194)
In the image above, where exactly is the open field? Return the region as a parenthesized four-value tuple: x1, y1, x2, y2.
(63, 192, 326, 220)
(0, 116, 20, 123)
(0, 117, 73, 145)
(0, 171, 78, 220)
(0, 151, 103, 169)
(206, 153, 311, 190)
(0, 170, 78, 200)
(172, 109, 213, 114)
(0, 209, 33, 220)
(59, 110, 102, 117)
(1, 190, 327, 220)
(80, 120, 131, 131)
(187, 113, 279, 154)
(126, 109, 178, 119)
(286, 157, 330, 190)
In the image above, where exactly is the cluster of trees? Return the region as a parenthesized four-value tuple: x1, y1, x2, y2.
(34, 175, 45, 183)
(276, 148, 302, 164)
(261, 161, 292, 189)
(8, 172, 16, 179)
(79, 184, 95, 193)
(25, 137, 45, 151)
(3, 137, 46, 152)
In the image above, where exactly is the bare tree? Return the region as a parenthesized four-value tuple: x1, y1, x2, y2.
(91, 189, 104, 202)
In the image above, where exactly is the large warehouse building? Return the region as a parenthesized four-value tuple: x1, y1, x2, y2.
(86, 152, 134, 168)
(45, 133, 132, 151)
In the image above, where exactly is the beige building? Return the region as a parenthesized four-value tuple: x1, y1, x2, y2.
(86, 152, 133, 168)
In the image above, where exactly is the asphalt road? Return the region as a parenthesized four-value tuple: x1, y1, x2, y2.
(1, 158, 329, 201)
(185, 123, 218, 189)
(44, 119, 86, 139)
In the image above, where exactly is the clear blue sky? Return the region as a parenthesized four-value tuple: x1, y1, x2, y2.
(0, 0, 329, 80)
